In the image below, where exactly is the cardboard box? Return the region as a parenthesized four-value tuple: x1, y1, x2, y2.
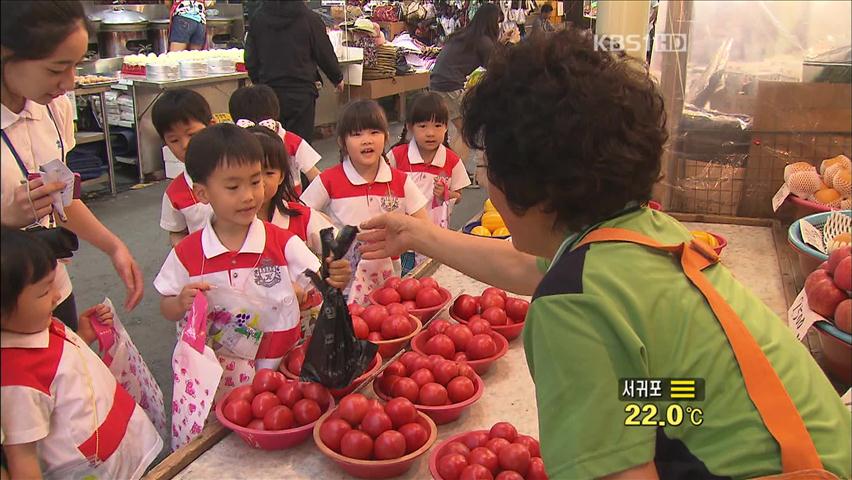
(348, 72, 429, 100)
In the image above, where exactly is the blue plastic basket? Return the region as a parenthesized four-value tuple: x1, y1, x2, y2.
(462, 220, 510, 240)
(788, 210, 851, 263)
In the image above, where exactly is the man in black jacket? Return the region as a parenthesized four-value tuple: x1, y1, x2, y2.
(245, 1, 343, 141)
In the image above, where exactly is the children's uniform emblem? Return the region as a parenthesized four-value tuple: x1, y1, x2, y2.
(253, 257, 282, 288)
(380, 185, 401, 212)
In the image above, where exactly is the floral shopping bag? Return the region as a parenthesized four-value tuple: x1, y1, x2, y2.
(91, 298, 168, 440)
(171, 292, 223, 451)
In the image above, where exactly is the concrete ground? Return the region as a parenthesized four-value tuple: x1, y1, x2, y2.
(70, 122, 487, 441)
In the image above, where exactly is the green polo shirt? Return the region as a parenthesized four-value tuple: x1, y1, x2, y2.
(524, 207, 851, 479)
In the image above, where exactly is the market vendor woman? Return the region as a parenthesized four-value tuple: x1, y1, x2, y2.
(359, 30, 851, 479)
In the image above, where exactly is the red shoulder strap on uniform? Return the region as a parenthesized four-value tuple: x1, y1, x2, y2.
(574, 227, 824, 473)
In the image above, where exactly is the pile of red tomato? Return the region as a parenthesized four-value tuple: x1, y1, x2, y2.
(434, 422, 547, 480)
(452, 288, 529, 327)
(373, 276, 447, 310)
(319, 393, 430, 460)
(377, 351, 479, 405)
(221, 369, 330, 430)
(349, 303, 417, 342)
(419, 319, 500, 361)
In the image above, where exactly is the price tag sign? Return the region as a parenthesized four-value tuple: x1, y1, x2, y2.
(213, 113, 233, 124)
(799, 219, 826, 254)
(772, 183, 790, 212)
(787, 289, 827, 341)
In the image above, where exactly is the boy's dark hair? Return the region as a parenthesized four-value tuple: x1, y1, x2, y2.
(1, 1, 92, 61)
(336, 99, 389, 162)
(186, 123, 264, 184)
(395, 92, 450, 148)
(246, 126, 303, 221)
(540, 4, 554, 14)
(461, 29, 667, 233)
(229, 85, 281, 124)
(1, 227, 58, 318)
(152, 89, 213, 138)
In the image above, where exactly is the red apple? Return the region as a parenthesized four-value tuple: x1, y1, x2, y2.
(826, 246, 851, 275)
(834, 299, 851, 333)
(833, 256, 851, 292)
(804, 270, 847, 318)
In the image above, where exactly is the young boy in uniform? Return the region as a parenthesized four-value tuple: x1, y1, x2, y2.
(152, 89, 215, 246)
(357, 30, 851, 479)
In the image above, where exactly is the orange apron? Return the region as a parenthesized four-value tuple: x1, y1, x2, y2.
(573, 228, 838, 480)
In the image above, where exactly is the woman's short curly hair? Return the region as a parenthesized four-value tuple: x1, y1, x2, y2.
(461, 29, 667, 233)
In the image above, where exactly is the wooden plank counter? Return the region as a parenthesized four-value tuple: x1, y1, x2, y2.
(164, 221, 791, 480)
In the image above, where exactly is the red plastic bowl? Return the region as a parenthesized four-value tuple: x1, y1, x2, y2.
(373, 371, 485, 424)
(314, 410, 438, 479)
(710, 233, 728, 256)
(411, 330, 508, 375)
(215, 382, 334, 450)
(370, 287, 452, 322)
(428, 430, 489, 479)
(281, 346, 383, 399)
(370, 315, 423, 358)
(648, 200, 663, 211)
(449, 309, 525, 341)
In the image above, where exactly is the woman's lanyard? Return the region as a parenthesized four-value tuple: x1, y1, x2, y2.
(0, 104, 65, 177)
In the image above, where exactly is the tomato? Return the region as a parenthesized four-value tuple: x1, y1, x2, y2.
(319, 417, 352, 452)
(368, 332, 384, 342)
(378, 374, 401, 395)
(495, 471, 524, 480)
(458, 363, 477, 380)
(410, 368, 436, 388)
(247, 418, 265, 430)
(402, 300, 419, 311)
(445, 324, 474, 351)
(432, 360, 460, 386)
(460, 464, 494, 480)
(482, 287, 507, 300)
(349, 302, 366, 317)
(385, 397, 418, 428)
(263, 405, 294, 430)
(384, 276, 402, 289)
(469, 447, 499, 474)
(386, 303, 409, 316)
(338, 393, 370, 426)
(226, 385, 255, 406)
(427, 318, 451, 337)
(374, 430, 407, 460)
(251, 392, 280, 419)
(292, 398, 321, 426)
(252, 368, 282, 394)
(481, 307, 508, 326)
(437, 453, 470, 480)
(287, 351, 305, 375)
(419, 382, 449, 406)
(385, 360, 407, 377)
(352, 315, 370, 340)
(447, 376, 476, 403)
(420, 277, 440, 289)
(301, 382, 331, 410)
(479, 294, 505, 311)
(453, 294, 480, 320)
(398, 422, 429, 453)
(272, 371, 286, 386)
(415, 287, 444, 308)
(467, 317, 492, 335)
(527, 457, 548, 480)
(466, 334, 497, 360)
(428, 354, 447, 370)
(443, 441, 471, 459)
(374, 287, 402, 306)
(383, 314, 412, 339)
(360, 409, 393, 438)
(485, 437, 511, 455)
(391, 377, 420, 403)
(463, 431, 490, 450)
(411, 354, 433, 372)
(275, 382, 303, 408)
(425, 334, 457, 359)
(489, 422, 518, 442)
(223, 399, 252, 426)
(366, 398, 385, 413)
(514, 435, 541, 457)
(362, 304, 389, 332)
(504, 298, 529, 323)
(400, 351, 425, 372)
(397, 278, 421, 301)
(498, 443, 531, 475)
(454, 352, 469, 362)
(340, 430, 374, 460)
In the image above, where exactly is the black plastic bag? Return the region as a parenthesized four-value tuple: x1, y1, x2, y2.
(300, 226, 378, 389)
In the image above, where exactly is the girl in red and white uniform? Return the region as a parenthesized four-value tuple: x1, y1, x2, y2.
(246, 125, 334, 256)
(1, 227, 162, 480)
(387, 92, 470, 229)
(300, 100, 429, 304)
(229, 85, 322, 195)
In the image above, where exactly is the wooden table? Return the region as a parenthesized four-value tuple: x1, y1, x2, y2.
(346, 71, 430, 120)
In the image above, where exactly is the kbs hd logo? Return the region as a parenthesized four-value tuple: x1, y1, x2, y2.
(593, 34, 688, 53)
